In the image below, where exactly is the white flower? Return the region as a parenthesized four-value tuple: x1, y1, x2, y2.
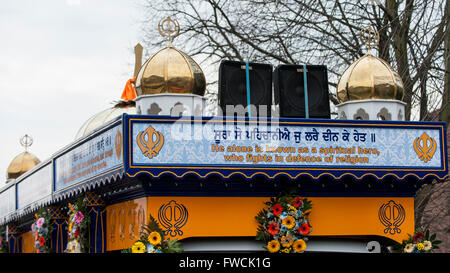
(147, 244, 155, 253)
(423, 241, 432, 251)
(404, 243, 414, 253)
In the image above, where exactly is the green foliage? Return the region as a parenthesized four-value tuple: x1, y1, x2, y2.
(255, 192, 313, 253)
(391, 227, 441, 253)
(33, 207, 54, 253)
(140, 215, 165, 242)
(127, 214, 183, 253)
(66, 196, 91, 253)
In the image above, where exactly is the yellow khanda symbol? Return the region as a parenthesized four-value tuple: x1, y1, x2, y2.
(413, 132, 436, 163)
(137, 126, 164, 159)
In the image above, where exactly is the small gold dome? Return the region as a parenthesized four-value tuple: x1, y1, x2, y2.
(135, 46, 206, 96)
(7, 151, 40, 180)
(75, 102, 135, 139)
(337, 53, 404, 103)
(337, 26, 404, 103)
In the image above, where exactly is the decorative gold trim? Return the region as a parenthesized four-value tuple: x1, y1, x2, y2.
(128, 118, 447, 174)
(84, 191, 105, 207)
(48, 205, 67, 220)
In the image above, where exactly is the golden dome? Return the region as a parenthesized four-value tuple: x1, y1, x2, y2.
(135, 46, 206, 96)
(7, 151, 40, 180)
(337, 53, 404, 103)
(135, 17, 206, 96)
(337, 27, 404, 103)
(75, 102, 135, 139)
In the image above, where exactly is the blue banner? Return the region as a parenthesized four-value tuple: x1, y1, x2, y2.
(124, 115, 448, 181)
(55, 123, 123, 192)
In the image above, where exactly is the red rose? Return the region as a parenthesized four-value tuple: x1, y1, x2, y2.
(298, 223, 310, 235)
(271, 204, 283, 216)
(292, 197, 303, 208)
(75, 227, 80, 237)
(39, 236, 45, 247)
(413, 232, 424, 243)
(268, 221, 279, 235)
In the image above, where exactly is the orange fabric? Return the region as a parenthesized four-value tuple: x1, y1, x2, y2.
(121, 76, 137, 101)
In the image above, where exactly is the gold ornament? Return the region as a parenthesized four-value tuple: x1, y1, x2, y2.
(134, 17, 206, 96)
(336, 26, 404, 103)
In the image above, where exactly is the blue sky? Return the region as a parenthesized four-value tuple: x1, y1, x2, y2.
(0, 0, 145, 184)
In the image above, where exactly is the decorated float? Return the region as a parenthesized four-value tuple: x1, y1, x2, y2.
(0, 19, 447, 254)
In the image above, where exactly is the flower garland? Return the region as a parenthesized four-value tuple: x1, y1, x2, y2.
(256, 195, 313, 253)
(31, 208, 53, 253)
(124, 215, 183, 253)
(0, 226, 7, 253)
(392, 228, 441, 253)
(65, 198, 90, 253)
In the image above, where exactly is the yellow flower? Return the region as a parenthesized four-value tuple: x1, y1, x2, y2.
(267, 240, 280, 253)
(288, 205, 297, 213)
(292, 239, 307, 253)
(416, 243, 425, 251)
(68, 223, 73, 232)
(148, 232, 162, 246)
(281, 235, 294, 247)
(281, 247, 291, 253)
(131, 241, 146, 253)
(282, 216, 295, 229)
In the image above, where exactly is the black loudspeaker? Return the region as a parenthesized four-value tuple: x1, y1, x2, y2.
(274, 64, 330, 119)
(219, 60, 272, 117)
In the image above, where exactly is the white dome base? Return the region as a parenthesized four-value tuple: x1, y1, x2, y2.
(336, 99, 406, 121)
(135, 93, 206, 116)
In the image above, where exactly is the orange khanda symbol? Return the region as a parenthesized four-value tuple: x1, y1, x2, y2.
(115, 129, 122, 160)
(136, 126, 164, 159)
(413, 132, 436, 163)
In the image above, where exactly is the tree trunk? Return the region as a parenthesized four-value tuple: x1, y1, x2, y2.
(440, 0, 450, 125)
(385, 0, 414, 120)
(420, 72, 429, 120)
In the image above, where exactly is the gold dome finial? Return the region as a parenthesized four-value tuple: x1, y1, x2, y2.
(134, 16, 206, 96)
(360, 26, 380, 54)
(20, 134, 33, 151)
(7, 135, 40, 180)
(158, 16, 180, 47)
(336, 26, 404, 103)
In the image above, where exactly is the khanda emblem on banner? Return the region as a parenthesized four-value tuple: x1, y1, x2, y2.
(413, 132, 437, 163)
(115, 129, 122, 160)
(158, 200, 189, 237)
(137, 126, 164, 159)
(378, 200, 405, 235)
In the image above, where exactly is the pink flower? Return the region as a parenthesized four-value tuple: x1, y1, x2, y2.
(0, 236, 3, 245)
(31, 223, 36, 232)
(36, 218, 45, 229)
(75, 211, 84, 224)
